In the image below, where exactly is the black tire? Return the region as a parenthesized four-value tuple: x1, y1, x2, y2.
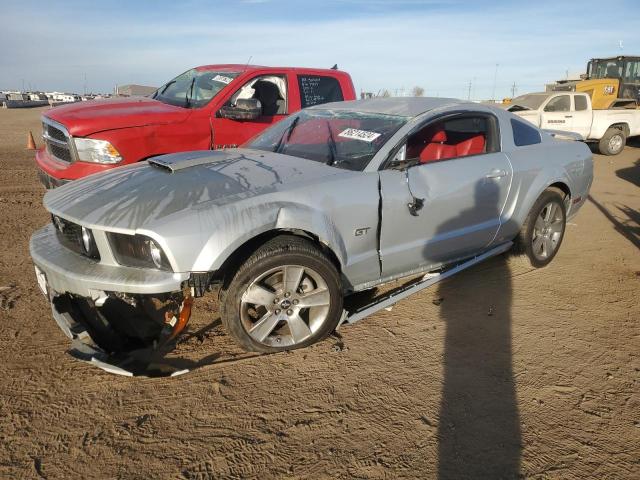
(219, 235, 343, 353)
(598, 127, 626, 155)
(515, 188, 567, 268)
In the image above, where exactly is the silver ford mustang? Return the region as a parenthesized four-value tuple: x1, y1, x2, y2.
(30, 97, 593, 373)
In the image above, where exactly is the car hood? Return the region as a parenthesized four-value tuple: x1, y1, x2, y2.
(44, 149, 342, 231)
(45, 97, 191, 137)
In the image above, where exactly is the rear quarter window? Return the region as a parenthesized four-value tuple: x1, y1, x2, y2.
(298, 75, 344, 108)
(574, 95, 588, 111)
(511, 119, 541, 146)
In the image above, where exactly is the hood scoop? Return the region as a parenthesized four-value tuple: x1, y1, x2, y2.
(148, 150, 237, 172)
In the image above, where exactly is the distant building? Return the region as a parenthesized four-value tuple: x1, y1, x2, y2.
(116, 84, 157, 97)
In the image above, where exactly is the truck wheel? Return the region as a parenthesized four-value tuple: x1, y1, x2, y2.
(515, 188, 566, 268)
(219, 235, 343, 353)
(598, 127, 626, 155)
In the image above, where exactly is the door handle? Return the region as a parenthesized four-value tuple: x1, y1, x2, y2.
(486, 169, 507, 179)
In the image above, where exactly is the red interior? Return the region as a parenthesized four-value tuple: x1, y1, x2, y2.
(418, 128, 486, 163)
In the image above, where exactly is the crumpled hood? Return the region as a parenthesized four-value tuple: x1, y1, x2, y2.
(45, 97, 191, 137)
(44, 149, 341, 231)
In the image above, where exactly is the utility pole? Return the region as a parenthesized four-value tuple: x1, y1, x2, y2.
(491, 63, 499, 101)
(467, 80, 472, 100)
(511, 81, 517, 98)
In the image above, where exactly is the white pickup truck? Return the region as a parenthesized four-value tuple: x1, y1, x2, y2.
(506, 91, 640, 155)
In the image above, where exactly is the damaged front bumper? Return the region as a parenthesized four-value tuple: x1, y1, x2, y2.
(30, 224, 197, 376)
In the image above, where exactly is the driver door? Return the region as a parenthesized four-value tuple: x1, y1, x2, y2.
(540, 95, 572, 132)
(378, 114, 512, 277)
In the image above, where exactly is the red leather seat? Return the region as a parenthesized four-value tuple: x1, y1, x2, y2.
(456, 135, 485, 156)
(419, 131, 486, 163)
(419, 130, 456, 163)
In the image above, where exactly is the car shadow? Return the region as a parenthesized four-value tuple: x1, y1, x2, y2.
(430, 180, 521, 479)
(588, 195, 640, 250)
(615, 159, 640, 188)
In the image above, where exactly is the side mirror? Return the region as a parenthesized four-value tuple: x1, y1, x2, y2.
(219, 98, 262, 121)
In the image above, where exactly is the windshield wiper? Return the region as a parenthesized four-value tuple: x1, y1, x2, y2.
(185, 77, 196, 108)
(274, 116, 300, 154)
(159, 80, 176, 95)
(326, 121, 338, 166)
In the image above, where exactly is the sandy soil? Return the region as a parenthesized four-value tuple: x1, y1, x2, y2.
(0, 107, 638, 479)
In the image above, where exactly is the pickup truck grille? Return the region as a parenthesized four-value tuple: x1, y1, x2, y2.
(49, 143, 73, 162)
(42, 119, 75, 163)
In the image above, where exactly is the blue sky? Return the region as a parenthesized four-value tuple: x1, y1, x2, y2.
(1, 0, 639, 99)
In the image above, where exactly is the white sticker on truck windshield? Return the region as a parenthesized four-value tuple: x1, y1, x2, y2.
(212, 75, 233, 84)
(338, 128, 381, 142)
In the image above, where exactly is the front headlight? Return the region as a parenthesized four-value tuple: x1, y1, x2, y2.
(107, 233, 171, 270)
(74, 138, 123, 164)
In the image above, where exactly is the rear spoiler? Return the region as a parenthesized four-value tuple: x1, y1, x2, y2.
(542, 129, 584, 142)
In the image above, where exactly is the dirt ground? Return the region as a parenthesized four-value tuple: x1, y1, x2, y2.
(0, 106, 638, 479)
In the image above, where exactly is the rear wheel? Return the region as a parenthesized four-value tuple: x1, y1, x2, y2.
(220, 236, 343, 353)
(599, 127, 626, 155)
(516, 188, 566, 268)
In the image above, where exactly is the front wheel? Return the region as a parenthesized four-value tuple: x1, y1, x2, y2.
(516, 188, 567, 268)
(220, 236, 343, 353)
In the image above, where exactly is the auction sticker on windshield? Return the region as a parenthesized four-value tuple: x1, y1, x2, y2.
(212, 75, 234, 84)
(339, 128, 381, 142)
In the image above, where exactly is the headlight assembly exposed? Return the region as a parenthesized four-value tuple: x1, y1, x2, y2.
(80, 226, 99, 258)
(108, 233, 171, 270)
(51, 215, 100, 260)
(74, 138, 123, 164)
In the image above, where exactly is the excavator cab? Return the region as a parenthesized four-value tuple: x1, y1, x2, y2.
(584, 56, 640, 109)
(551, 56, 640, 109)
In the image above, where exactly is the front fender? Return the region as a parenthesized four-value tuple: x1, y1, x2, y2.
(191, 201, 347, 272)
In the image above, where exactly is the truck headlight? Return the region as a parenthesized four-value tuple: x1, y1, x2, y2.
(107, 233, 171, 270)
(74, 138, 123, 164)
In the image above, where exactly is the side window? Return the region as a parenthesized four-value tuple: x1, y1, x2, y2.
(624, 61, 640, 81)
(511, 119, 541, 146)
(574, 95, 588, 111)
(405, 114, 497, 164)
(297, 75, 344, 108)
(544, 95, 570, 112)
(229, 75, 287, 116)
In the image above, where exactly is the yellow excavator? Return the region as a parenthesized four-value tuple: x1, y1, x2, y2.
(550, 56, 640, 109)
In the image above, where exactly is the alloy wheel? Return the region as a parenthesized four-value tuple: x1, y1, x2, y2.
(532, 201, 564, 260)
(240, 265, 331, 347)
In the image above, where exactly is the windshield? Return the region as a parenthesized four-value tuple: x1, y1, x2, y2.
(153, 68, 239, 108)
(507, 94, 548, 111)
(245, 109, 407, 171)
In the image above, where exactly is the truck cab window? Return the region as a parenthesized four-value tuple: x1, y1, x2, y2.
(544, 95, 570, 112)
(297, 75, 344, 108)
(574, 95, 588, 111)
(230, 75, 287, 116)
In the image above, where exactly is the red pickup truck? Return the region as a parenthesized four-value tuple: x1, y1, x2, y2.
(36, 65, 356, 188)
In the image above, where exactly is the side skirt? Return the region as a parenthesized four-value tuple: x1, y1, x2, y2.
(339, 241, 513, 326)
